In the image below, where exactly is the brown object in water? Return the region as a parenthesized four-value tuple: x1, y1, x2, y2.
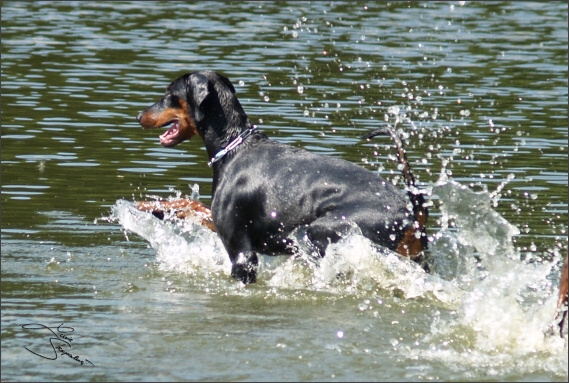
(552, 252, 568, 337)
(136, 198, 216, 232)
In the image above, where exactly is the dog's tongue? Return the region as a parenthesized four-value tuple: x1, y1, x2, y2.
(159, 122, 180, 146)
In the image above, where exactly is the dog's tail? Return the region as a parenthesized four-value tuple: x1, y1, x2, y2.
(363, 126, 428, 250)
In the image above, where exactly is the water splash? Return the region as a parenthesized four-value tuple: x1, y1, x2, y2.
(109, 173, 567, 377)
(432, 166, 520, 260)
(110, 198, 459, 303)
(407, 169, 568, 378)
(262, 231, 458, 304)
(110, 199, 230, 279)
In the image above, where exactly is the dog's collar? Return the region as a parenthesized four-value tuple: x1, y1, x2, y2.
(208, 125, 259, 166)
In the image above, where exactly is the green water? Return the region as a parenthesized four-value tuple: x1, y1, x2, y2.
(2, 2, 567, 381)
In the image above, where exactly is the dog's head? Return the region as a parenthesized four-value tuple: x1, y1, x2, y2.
(137, 71, 241, 147)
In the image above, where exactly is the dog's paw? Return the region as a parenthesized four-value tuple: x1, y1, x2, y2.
(231, 252, 258, 284)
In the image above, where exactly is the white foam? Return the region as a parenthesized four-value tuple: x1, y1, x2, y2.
(111, 199, 231, 279)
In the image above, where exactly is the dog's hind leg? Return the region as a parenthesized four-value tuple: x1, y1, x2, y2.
(304, 217, 359, 257)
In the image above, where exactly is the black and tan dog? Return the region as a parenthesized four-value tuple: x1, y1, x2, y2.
(137, 70, 428, 284)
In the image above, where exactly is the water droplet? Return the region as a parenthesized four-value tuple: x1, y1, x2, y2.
(388, 105, 400, 115)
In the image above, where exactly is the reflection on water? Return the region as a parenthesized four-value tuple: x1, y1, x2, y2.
(1, 1, 567, 381)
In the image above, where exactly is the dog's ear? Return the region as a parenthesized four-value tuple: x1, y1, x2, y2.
(216, 73, 236, 94)
(186, 73, 210, 122)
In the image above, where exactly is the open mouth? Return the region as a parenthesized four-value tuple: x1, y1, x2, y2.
(159, 120, 181, 147)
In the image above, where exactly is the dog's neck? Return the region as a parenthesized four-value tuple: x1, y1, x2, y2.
(208, 125, 258, 166)
(207, 122, 260, 197)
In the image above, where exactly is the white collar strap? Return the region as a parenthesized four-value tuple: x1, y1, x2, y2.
(208, 125, 258, 167)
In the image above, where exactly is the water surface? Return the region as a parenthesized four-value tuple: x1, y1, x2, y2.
(1, 1, 567, 381)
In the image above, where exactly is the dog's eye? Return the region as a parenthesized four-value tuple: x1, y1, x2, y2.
(164, 94, 180, 107)
(168, 95, 181, 107)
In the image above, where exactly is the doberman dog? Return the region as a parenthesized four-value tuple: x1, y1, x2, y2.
(137, 70, 429, 284)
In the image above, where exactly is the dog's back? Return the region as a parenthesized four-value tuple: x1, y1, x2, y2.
(212, 136, 414, 259)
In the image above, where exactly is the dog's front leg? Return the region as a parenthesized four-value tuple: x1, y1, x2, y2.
(230, 251, 258, 284)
